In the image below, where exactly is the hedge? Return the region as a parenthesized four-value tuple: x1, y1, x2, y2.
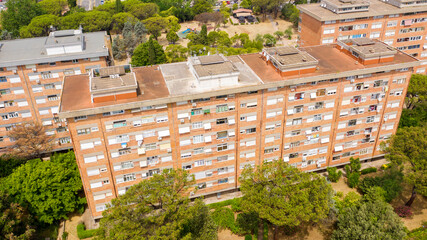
(361, 167, 377, 175)
(211, 207, 240, 233)
(77, 223, 97, 239)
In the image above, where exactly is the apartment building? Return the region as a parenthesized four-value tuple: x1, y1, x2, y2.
(58, 39, 418, 221)
(0, 29, 109, 153)
(298, 0, 427, 72)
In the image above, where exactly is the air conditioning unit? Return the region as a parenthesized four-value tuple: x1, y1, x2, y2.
(350, 79, 355, 83)
(158, 137, 162, 141)
(167, 148, 172, 153)
(12, 70, 16, 74)
(317, 163, 321, 168)
(180, 119, 185, 124)
(32, 68, 36, 72)
(291, 88, 295, 92)
(36, 80, 41, 85)
(225, 97, 228, 101)
(192, 103, 197, 107)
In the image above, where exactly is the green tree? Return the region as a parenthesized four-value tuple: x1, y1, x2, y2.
(331, 200, 406, 240)
(333, 191, 361, 214)
(19, 14, 60, 38)
(0, 191, 34, 240)
(345, 157, 361, 175)
(131, 37, 167, 66)
(240, 160, 333, 240)
(111, 12, 137, 33)
(59, 12, 85, 29)
(143, 16, 168, 40)
(192, 0, 213, 16)
(0, 155, 26, 178)
(165, 44, 188, 63)
(166, 15, 181, 33)
(358, 167, 403, 203)
(115, 0, 123, 13)
(97, 169, 216, 239)
(130, 3, 159, 20)
(281, 3, 299, 27)
(68, 0, 76, 8)
(134, 20, 147, 40)
(94, 1, 115, 14)
(406, 74, 427, 109)
(263, 33, 276, 46)
(274, 30, 283, 39)
(80, 11, 113, 32)
(112, 36, 126, 60)
(284, 26, 293, 39)
(240, 0, 252, 9)
(38, 0, 68, 16)
(166, 31, 179, 44)
(1, 0, 44, 36)
(382, 126, 427, 207)
(1, 152, 85, 224)
(327, 167, 342, 182)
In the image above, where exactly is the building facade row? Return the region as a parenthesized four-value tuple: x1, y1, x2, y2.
(58, 40, 418, 220)
(0, 29, 108, 153)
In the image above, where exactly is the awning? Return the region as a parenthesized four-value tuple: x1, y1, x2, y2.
(178, 112, 189, 119)
(334, 146, 343, 152)
(204, 122, 212, 130)
(228, 118, 235, 125)
(310, 92, 317, 99)
(179, 127, 190, 134)
(204, 135, 212, 142)
(404, 20, 412, 26)
(158, 130, 170, 137)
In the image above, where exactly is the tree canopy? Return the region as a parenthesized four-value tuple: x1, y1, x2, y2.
(0, 191, 34, 240)
(331, 200, 406, 240)
(97, 168, 217, 239)
(0, 152, 85, 224)
(1, 0, 44, 36)
(131, 37, 167, 66)
(382, 126, 427, 206)
(239, 160, 333, 239)
(38, 0, 68, 16)
(7, 121, 54, 159)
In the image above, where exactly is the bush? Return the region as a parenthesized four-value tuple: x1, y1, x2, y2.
(231, 198, 242, 212)
(62, 231, 69, 240)
(211, 207, 239, 233)
(394, 206, 413, 218)
(407, 222, 427, 240)
(381, 163, 392, 170)
(347, 172, 360, 188)
(208, 198, 242, 211)
(361, 167, 377, 175)
(236, 212, 259, 235)
(327, 167, 342, 182)
(358, 168, 403, 202)
(245, 235, 253, 240)
(77, 223, 97, 239)
(345, 157, 361, 176)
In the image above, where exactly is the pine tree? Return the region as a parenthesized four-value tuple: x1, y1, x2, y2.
(115, 0, 123, 13)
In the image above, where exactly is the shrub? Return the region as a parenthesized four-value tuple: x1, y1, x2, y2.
(347, 172, 360, 188)
(327, 167, 342, 182)
(231, 198, 242, 212)
(361, 167, 377, 175)
(236, 212, 259, 235)
(358, 168, 403, 202)
(208, 198, 242, 211)
(381, 163, 392, 170)
(407, 222, 427, 240)
(245, 234, 253, 240)
(77, 223, 97, 239)
(211, 207, 239, 233)
(394, 206, 412, 218)
(334, 191, 361, 214)
(345, 157, 361, 175)
(62, 231, 69, 240)
(336, 191, 344, 198)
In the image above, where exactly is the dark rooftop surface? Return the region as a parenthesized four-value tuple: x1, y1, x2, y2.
(60, 66, 170, 112)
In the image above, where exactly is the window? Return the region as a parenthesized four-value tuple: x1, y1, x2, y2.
(113, 120, 126, 128)
(372, 22, 382, 29)
(371, 93, 381, 100)
(194, 148, 204, 155)
(218, 178, 228, 184)
(322, 38, 334, 44)
(246, 127, 256, 134)
(289, 153, 299, 159)
(123, 173, 136, 182)
(216, 104, 228, 113)
(366, 116, 375, 123)
(323, 28, 335, 34)
(313, 114, 322, 121)
(347, 130, 355, 136)
(118, 148, 131, 156)
(216, 118, 227, 125)
(316, 89, 326, 96)
(145, 143, 156, 150)
(291, 130, 301, 136)
(264, 148, 274, 154)
(217, 131, 228, 139)
(103, 110, 124, 116)
(315, 102, 324, 109)
(148, 169, 160, 177)
(47, 95, 58, 101)
(193, 135, 204, 143)
(218, 155, 228, 162)
(312, 126, 321, 132)
(290, 141, 300, 148)
(217, 144, 228, 151)
(294, 105, 304, 113)
(387, 20, 397, 27)
(295, 92, 304, 100)
(115, 135, 129, 143)
(348, 119, 357, 126)
(368, 105, 377, 112)
(121, 161, 134, 169)
(147, 156, 159, 165)
(292, 118, 302, 125)
(192, 121, 203, 129)
(77, 128, 90, 135)
(370, 32, 380, 38)
(191, 108, 203, 115)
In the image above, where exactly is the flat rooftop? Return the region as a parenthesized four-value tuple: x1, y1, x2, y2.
(241, 44, 417, 83)
(0, 31, 108, 68)
(298, 0, 427, 21)
(264, 46, 318, 71)
(59, 44, 418, 118)
(340, 38, 397, 58)
(188, 55, 240, 78)
(90, 66, 137, 95)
